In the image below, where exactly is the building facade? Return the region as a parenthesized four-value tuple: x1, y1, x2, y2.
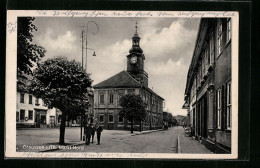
(183, 18, 232, 153)
(93, 24, 164, 130)
(17, 75, 59, 128)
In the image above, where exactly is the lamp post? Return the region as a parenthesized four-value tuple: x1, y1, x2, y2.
(85, 21, 99, 73)
(80, 21, 99, 141)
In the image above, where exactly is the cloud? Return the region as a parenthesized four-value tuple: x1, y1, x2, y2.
(88, 38, 131, 85)
(34, 28, 79, 61)
(141, 19, 197, 62)
(147, 58, 185, 76)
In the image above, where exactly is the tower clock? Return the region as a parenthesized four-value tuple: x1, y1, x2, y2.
(126, 22, 148, 87)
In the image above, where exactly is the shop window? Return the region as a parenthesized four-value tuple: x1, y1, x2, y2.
(99, 114, 104, 123)
(108, 113, 114, 123)
(20, 109, 25, 120)
(227, 82, 232, 129)
(217, 89, 222, 129)
(28, 110, 33, 120)
(20, 93, 24, 103)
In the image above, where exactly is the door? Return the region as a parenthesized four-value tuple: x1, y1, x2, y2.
(35, 109, 47, 128)
(50, 116, 55, 127)
(202, 96, 208, 138)
(40, 115, 46, 128)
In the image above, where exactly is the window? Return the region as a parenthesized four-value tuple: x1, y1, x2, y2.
(227, 82, 232, 129)
(29, 95, 33, 104)
(118, 116, 123, 123)
(20, 109, 25, 120)
(99, 94, 104, 104)
(217, 89, 222, 129)
(109, 94, 114, 104)
(217, 21, 223, 56)
(16, 112, 19, 122)
(28, 110, 33, 120)
(202, 53, 205, 76)
(226, 19, 231, 43)
(118, 94, 123, 105)
(35, 98, 40, 106)
(20, 93, 24, 103)
(99, 114, 104, 123)
(127, 89, 135, 94)
(108, 113, 114, 123)
(210, 33, 215, 65)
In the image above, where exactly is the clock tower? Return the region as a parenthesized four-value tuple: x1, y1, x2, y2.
(126, 22, 148, 87)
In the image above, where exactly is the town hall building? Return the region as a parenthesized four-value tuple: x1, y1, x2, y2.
(93, 23, 164, 130)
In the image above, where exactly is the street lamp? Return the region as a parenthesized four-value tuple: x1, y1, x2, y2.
(85, 21, 99, 73)
(80, 21, 99, 141)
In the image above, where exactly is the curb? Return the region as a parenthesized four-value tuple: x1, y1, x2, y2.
(177, 133, 181, 153)
(131, 129, 163, 136)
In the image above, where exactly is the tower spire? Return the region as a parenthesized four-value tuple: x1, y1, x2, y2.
(135, 21, 138, 34)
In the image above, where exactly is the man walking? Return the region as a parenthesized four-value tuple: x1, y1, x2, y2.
(91, 124, 96, 144)
(96, 125, 103, 145)
(85, 124, 91, 145)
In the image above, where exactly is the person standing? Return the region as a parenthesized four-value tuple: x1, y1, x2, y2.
(96, 125, 103, 145)
(85, 124, 91, 145)
(91, 125, 96, 144)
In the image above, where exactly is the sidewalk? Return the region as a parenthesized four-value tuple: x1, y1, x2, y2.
(178, 131, 212, 154)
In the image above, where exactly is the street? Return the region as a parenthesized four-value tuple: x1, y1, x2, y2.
(17, 126, 184, 153)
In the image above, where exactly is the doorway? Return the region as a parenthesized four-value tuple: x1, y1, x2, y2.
(49, 116, 55, 127)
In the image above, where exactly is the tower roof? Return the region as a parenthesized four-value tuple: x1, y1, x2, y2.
(129, 21, 143, 54)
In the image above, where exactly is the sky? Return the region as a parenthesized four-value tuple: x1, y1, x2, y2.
(31, 17, 200, 116)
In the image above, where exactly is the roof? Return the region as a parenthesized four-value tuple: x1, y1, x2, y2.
(93, 71, 141, 89)
(93, 71, 164, 100)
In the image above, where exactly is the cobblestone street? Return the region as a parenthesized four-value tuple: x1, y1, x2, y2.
(17, 127, 182, 153)
(17, 126, 212, 153)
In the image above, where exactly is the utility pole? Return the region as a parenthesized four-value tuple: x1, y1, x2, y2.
(80, 29, 84, 141)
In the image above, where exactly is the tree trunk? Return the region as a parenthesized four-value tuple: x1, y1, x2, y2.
(130, 120, 133, 134)
(139, 120, 142, 132)
(59, 113, 66, 145)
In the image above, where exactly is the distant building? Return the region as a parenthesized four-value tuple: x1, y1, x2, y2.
(93, 23, 164, 130)
(183, 18, 232, 153)
(16, 74, 59, 128)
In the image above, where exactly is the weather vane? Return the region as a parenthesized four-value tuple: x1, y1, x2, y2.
(135, 21, 138, 34)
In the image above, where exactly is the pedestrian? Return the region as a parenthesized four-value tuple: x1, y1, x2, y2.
(85, 124, 91, 145)
(96, 125, 103, 145)
(91, 124, 96, 144)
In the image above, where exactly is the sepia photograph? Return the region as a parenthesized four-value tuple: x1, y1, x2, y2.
(5, 10, 238, 159)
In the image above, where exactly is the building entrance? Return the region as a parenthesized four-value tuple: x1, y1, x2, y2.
(35, 109, 47, 128)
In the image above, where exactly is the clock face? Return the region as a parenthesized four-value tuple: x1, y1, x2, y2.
(130, 56, 137, 64)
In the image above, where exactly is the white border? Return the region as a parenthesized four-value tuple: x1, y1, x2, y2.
(6, 10, 239, 159)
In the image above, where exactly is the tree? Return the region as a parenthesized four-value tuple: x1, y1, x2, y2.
(18, 17, 46, 76)
(119, 94, 147, 133)
(29, 57, 92, 145)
